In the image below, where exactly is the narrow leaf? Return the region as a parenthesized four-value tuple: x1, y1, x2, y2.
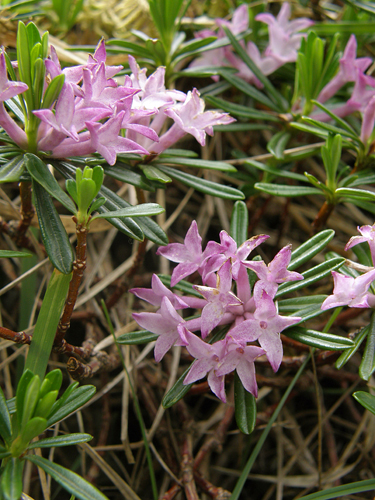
(0, 250, 32, 258)
(1, 457, 23, 500)
(234, 372, 257, 435)
(28, 433, 93, 449)
(284, 326, 354, 350)
(154, 157, 237, 172)
(267, 131, 291, 159)
(230, 200, 248, 246)
(255, 183, 321, 197)
(157, 165, 245, 200)
(24, 270, 72, 380)
(289, 229, 335, 270)
(94, 203, 164, 219)
(0, 386, 12, 445)
(353, 391, 375, 415)
(117, 330, 158, 345)
(25, 154, 76, 213)
(47, 385, 96, 427)
(359, 312, 375, 380)
(33, 181, 74, 274)
(162, 367, 192, 408)
(25, 455, 109, 500)
(0, 156, 25, 183)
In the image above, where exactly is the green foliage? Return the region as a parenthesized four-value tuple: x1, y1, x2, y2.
(0, 368, 99, 500)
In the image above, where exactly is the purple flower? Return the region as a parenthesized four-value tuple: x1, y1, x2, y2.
(321, 270, 375, 310)
(132, 296, 187, 362)
(229, 288, 301, 371)
(216, 337, 265, 397)
(318, 35, 374, 104)
(156, 220, 217, 286)
(182, 327, 227, 402)
(194, 259, 242, 338)
(148, 88, 235, 154)
(203, 231, 269, 282)
(244, 244, 303, 297)
(256, 3, 314, 65)
(360, 95, 375, 145)
(130, 274, 189, 310)
(345, 224, 375, 265)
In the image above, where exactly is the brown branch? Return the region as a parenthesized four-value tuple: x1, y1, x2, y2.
(16, 181, 34, 243)
(67, 350, 119, 380)
(181, 435, 199, 500)
(193, 470, 231, 499)
(55, 217, 88, 345)
(311, 201, 335, 234)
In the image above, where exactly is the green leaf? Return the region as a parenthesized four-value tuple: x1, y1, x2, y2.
(244, 160, 307, 182)
(17, 21, 31, 89)
(234, 372, 256, 435)
(24, 270, 72, 380)
(353, 391, 375, 415)
(230, 201, 248, 246)
(25, 154, 76, 214)
(359, 312, 375, 380)
(205, 95, 281, 122)
(219, 71, 280, 111)
(28, 432, 93, 449)
(312, 21, 375, 35)
(153, 157, 237, 172)
(276, 257, 345, 297)
(296, 478, 375, 500)
(94, 203, 164, 219)
(25, 455, 110, 500)
(0, 386, 12, 445)
(157, 165, 245, 200)
(266, 131, 291, 160)
(288, 229, 335, 270)
(20, 416, 47, 445)
(222, 26, 287, 111)
(117, 330, 158, 345)
(142, 165, 172, 183)
(162, 367, 192, 409)
(335, 187, 375, 202)
(302, 116, 359, 142)
(0, 250, 32, 258)
(158, 274, 202, 298)
(40, 369, 62, 398)
(311, 100, 358, 137)
(1, 457, 24, 500)
(284, 326, 354, 350)
(0, 156, 25, 183)
(47, 385, 96, 427)
(15, 370, 34, 430)
(103, 163, 154, 190)
(20, 374, 40, 429)
(33, 181, 74, 274)
(254, 182, 321, 197)
(33, 390, 58, 418)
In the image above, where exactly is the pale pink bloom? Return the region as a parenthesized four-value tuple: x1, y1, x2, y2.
(360, 95, 375, 144)
(132, 296, 186, 362)
(229, 288, 301, 371)
(345, 224, 375, 265)
(183, 327, 227, 402)
(130, 274, 189, 310)
(216, 337, 265, 397)
(321, 270, 375, 310)
(194, 259, 242, 338)
(148, 88, 235, 154)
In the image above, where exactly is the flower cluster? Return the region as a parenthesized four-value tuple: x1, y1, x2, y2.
(315, 34, 375, 138)
(322, 224, 375, 311)
(131, 221, 303, 402)
(190, 3, 313, 87)
(0, 41, 234, 165)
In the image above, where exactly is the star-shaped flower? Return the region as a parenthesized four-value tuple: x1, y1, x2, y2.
(194, 259, 242, 338)
(130, 274, 188, 310)
(321, 270, 375, 310)
(345, 224, 375, 266)
(182, 327, 227, 402)
(229, 289, 300, 371)
(132, 296, 186, 362)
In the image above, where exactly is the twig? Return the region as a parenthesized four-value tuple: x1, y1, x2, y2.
(55, 217, 88, 345)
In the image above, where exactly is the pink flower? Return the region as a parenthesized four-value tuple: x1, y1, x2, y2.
(321, 270, 375, 310)
(216, 337, 265, 397)
(318, 35, 374, 104)
(256, 3, 314, 65)
(182, 327, 227, 402)
(229, 288, 301, 371)
(130, 274, 189, 310)
(194, 259, 242, 338)
(345, 224, 375, 265)
(148, 88, 235, 154)
(156, 220, 217, 286)
(244, 244, 303, 297)
(132, 296, 187, 362)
